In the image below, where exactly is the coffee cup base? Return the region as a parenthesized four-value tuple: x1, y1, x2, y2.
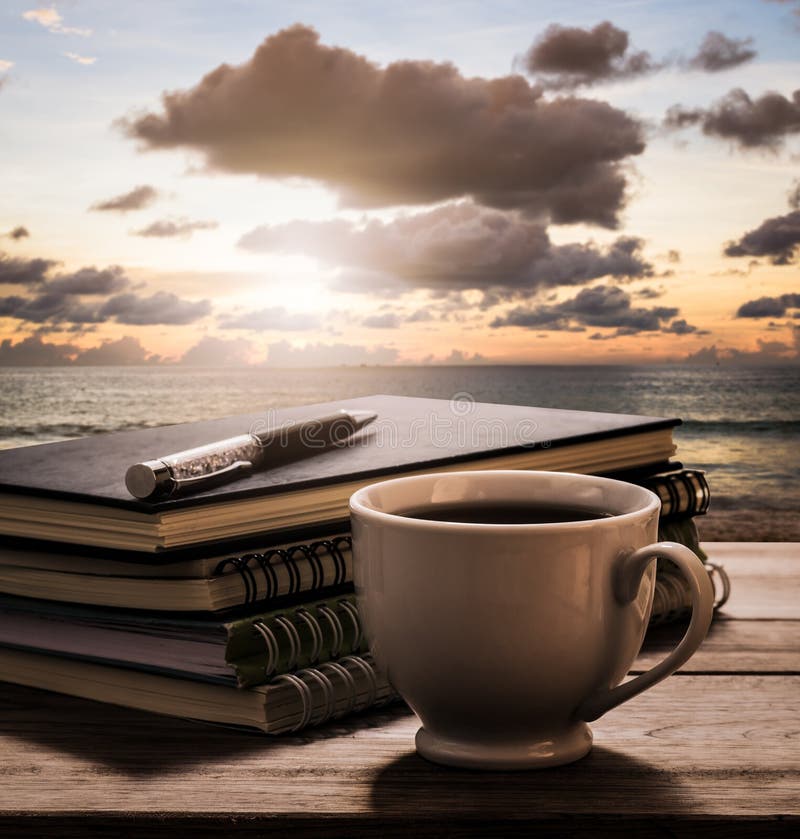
(414, 721, 593, 770)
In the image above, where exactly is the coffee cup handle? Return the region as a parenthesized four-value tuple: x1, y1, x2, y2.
(576, 541, 715, 722)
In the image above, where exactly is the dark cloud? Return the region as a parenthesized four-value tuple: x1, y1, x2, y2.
(218, 306, 320, 331)
(99, 291, 211, 325)
(266, 339, 398, 367)
(0, 251, 208, 327)
(362, 312, 401, 329)
(0, 252, 57, 285)
(662, 318, 707, 335)
(490, 285, 678, 335)
(0, 291, 104, 324)
(240, 203, 653, 299)
(724, 210, 800, 264)
(91, 185, 159, 213)
(3, 226, 30, 240)
(634, 286, 664, 299)
(687, 31, 756, 72)
(121, 25, 644, 227)
(47, 266, 129, 295)
(72, 336, 159, 366)
(520, 21, 659, 90)
(664, 88, 800, 149)
(133, 218, 218, 238)
(521, 20, 662, 90)
(0, 336, 77, 365)
(179, 335, 254, 366)
(736, 292, 800, 317)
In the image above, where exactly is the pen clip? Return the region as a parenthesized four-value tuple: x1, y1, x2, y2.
(171, 460, 255, 495)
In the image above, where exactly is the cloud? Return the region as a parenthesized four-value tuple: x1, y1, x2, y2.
(664, 88, 800, 149)
(47, 266, 129, 295)
(724, 210, 800, 264)
(64, 52, 96, 65)
(0, 335, 77, 365)
(362, 312, 401, 329)
(91, 185, 160, 213)
(662, 318, 707, 335)
(240, 203, 653, 299)
(0, 252, 57, 285)
(218, 306, 320, 331)
(0, 250, 210, 328)
(0, 334, 162, 366)
(432, 349, 489, 366)
(98, 291, 211, 325)
(789, 180, 800, 210)
(179, 335, 254, 366)
(684, 336, 799, 365)
(72, 336, 159, 366)
(0, 291, 104, 324)
(266, 339, 398, 367)
(133, 217, 218, 238)
(5, 226, 30, 240)
(22, 8, 92, 37)
(687, 31, 756, 72)
(520, 21, 659, 90)
(121, 25, 645, 227)
(736, 292, 800, 317)
(490, 284, 678, 335)
(634, 286, 664, 299)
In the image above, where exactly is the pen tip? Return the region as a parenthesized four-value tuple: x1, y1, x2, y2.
(349, 409, 378, 429)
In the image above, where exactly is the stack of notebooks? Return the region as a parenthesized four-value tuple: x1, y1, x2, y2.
(0, 394, 729, 734)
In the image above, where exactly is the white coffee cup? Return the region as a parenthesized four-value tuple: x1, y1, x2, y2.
(350, 470, 714, 770)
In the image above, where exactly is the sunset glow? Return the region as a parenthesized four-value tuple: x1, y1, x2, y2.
(1, 1, 799, 366)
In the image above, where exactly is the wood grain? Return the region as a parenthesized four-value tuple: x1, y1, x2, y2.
(704, 543, 800, 619)
(635, 619, 800, 673)
(0, 676, 797, 818)
(0, 542, 797, 836)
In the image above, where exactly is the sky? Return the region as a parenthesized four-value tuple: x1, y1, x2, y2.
(1, 0, 799, 366)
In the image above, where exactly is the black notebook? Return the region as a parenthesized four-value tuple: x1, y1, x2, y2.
(0, 394, 679, 551)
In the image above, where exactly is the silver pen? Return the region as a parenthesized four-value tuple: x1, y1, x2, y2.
(125, 409, 377, 501)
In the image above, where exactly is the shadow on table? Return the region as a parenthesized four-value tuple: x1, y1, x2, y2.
(371, 744, 695, 820)
(0, 682, 409, 777)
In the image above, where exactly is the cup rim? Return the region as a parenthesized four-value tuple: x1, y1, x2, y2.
(349, 469, 661, 532)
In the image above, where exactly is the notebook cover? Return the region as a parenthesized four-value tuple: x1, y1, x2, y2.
(0, 394, 679, 513)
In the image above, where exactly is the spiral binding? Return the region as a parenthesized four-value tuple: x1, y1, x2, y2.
(644, 470, 711, 520)
(705, 561, 731, 609)
(648, 560, 730, 626)
(253, 599, 363, 678)
(274, 654, 390, 732)
(214, 536, 352, 606)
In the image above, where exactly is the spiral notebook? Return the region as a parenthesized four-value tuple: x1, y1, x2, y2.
(0, 593, 365, 687)
(0, 647, 396, 734)
(0, 533, 353, 611)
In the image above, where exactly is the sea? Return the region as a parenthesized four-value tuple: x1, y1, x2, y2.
(0, 365, 797, 540)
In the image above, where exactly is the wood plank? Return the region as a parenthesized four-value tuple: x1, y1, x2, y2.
(636, 619, 800, 673)
(702, 542, 800, 620)
(0, 675, 797, 826)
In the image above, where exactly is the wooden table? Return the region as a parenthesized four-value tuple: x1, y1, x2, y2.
(0, 542, 798, 837)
